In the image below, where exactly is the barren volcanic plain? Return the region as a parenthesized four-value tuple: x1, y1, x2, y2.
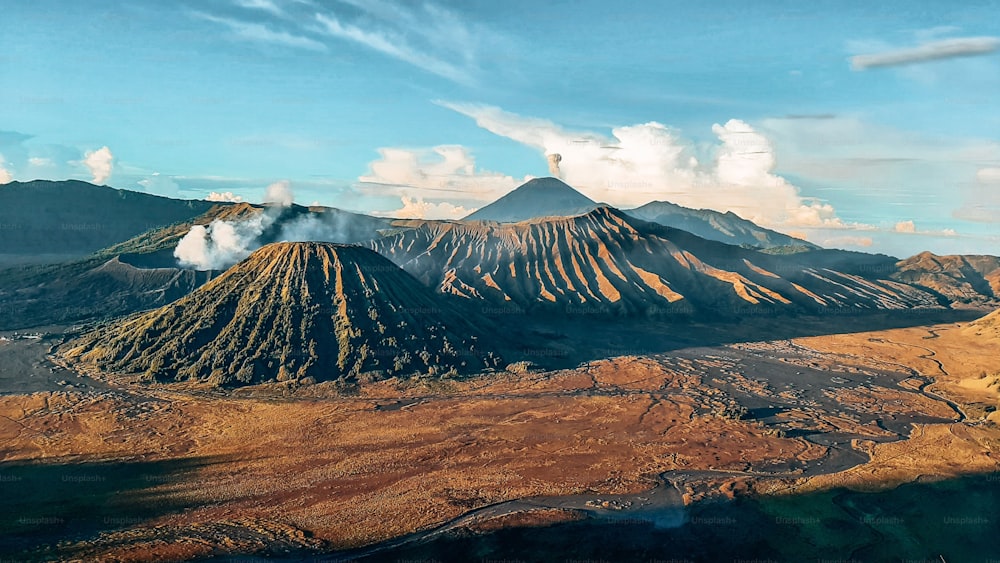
(2, 310, 999, 561)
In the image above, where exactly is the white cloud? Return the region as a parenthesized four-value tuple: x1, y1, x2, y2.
(314, 1, 488, 84)
(892, 219, 958, 237)
(759, 115, 1000, 230)
(358, 145, 523, 202)
(83, 146, 114, 184)
(439, 102, 848, 229)
(314, 15, 460, 82)
(0, 154, 11, 184)
(27, 156, 52, 167)
(199, 1, 493, 82)
(234, 0, 283, 16)
(759, 115, 1000, 172)
(194, 12, 327, 51)
(206, 191, 244, 202)
(372, 195, 474, 220)
(263, 180, 294, 206)
(850, 36, 1000, 70)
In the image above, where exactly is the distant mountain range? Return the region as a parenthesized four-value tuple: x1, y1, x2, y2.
(369, 206, 938, 316)
(2, 179, 998, 333)
(0, 200, 395, 329)
(463, 177, 815, 252)
(624, 200, 819, 251)
(0, 180, 218, 264)
(62, 242, 505, 385)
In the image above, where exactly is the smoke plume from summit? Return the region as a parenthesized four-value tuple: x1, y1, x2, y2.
(173, 181, 362, 270)
(547, 153, 562, 177)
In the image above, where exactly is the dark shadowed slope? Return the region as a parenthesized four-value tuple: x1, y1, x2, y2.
(61, 242, 504, 386)
(463, 177, 598, 222)
(0, 203, 248, 330)
(625, 200, 819, 251)
(0, 180, 220, 261)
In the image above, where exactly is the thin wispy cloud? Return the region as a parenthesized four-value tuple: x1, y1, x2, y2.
(198, 1, 486, 83)
(313, 1, 482, 84)
(314, 14, 467, 83)
(194, 12, 327, 52)
(851, 36, 1000, 70)
(233, 0, 284, 17)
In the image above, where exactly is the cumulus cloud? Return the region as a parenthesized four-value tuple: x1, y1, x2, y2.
(264, 180, 294, 206)
(372, 195, 475, 220)
(850, 36, 1000, 70)
(206, 191, 244, 202)
(0, 154, 12, 184)
(358, 145, 524, 202)
(892, 219, 957, 237)
(439, 102, 845, 229)
(83, 146, 114, 184)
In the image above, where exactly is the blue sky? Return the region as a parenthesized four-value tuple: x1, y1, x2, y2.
(1, 0, 998, 256)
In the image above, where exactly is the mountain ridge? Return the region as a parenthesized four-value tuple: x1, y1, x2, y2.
(370, 206, 942, 316)
(625, 200, 819, 251)
(0, 180, 221, 263)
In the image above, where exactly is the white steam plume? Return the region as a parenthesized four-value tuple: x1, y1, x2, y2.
(174, 212, 276, 270)
(264, 180, 294, 206)
(174, 200, 365, 271)
(547, 153, 562, 177)
(0, 154, 12, 184)
(83, 146, 114, 184)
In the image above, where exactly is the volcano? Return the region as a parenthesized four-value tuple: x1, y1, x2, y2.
(463, 177, 598, 222)
(61, 242, 504, 385)
(370, 206, 941, 316)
